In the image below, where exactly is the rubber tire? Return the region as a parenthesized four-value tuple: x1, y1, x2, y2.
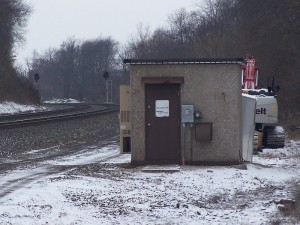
(263, 126, 285, 148)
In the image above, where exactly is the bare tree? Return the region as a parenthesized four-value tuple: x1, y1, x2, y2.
(0, 0, 39, 104)
(29, 37, 119, 103)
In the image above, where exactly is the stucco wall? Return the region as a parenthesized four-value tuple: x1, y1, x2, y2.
(130, 63, 242, 165)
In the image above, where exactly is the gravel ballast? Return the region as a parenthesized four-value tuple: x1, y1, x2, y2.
(0, 112, 119, 156)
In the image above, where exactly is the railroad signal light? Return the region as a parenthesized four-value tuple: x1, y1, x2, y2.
(103, 71, 112, 103)
(103, 71, 109, 80)
(34, 73, 40, 82)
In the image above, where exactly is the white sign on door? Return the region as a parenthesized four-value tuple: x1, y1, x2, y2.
(155, 100, 169, 117)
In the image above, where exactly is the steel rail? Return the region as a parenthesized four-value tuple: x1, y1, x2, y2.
(0, 104, 119, 128)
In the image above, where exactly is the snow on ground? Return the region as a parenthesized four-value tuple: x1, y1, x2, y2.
(0, 141, 299, 225)
(43, 98, 81, 104)
(0, 99, 80, 115)
(253, 140, 300, 169)
(47, 144, 121, 166)
(0, 101, 46, 114)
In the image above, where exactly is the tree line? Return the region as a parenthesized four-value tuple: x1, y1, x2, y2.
(28, 0, 299, 119)
(121, 0, 300, 119)
(28, 37, 128, 103)
(0, 0, 39, 104)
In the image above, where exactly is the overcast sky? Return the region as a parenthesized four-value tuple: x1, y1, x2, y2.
(16, 0, 200, 66)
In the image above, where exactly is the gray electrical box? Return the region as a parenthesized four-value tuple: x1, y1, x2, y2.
(181, 105, 194, 123)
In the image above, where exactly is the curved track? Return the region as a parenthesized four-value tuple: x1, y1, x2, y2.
(0, 103, 119, 128)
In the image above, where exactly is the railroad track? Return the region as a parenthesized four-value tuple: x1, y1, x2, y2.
(0, 103, 119, 128)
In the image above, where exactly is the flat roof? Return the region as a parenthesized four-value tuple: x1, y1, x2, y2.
(124, 58, 244, 65)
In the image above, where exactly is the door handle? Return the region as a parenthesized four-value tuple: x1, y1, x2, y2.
(148, 123, 151, 126)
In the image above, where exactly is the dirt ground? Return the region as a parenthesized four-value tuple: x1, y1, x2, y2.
(282, 113, 300, 140)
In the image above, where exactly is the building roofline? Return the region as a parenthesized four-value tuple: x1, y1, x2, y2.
(123, 58, 245, 65)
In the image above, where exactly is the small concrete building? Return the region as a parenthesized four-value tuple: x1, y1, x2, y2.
(124, 58, 244, 165)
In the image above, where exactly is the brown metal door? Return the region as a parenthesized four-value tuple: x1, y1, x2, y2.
(145, 84, 180, 163)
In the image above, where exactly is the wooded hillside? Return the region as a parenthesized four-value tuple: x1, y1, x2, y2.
(0, 0, 39, 104)
(123, 0, 300, 120)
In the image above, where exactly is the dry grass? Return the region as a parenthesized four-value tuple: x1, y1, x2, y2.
(292, 182, 300, 220)
(262, 152, 285, 159)
(273, 181, 300, 224)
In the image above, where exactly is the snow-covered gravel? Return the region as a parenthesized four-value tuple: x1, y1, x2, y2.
(0, 99, 80, 115)
(0, 101, 299, 224)
(0, 140, 299, 225)
(0, 101, 46, 114)
(43, 98, 81, 104)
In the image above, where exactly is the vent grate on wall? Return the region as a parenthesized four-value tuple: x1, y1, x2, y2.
(121, 111, 130, 123)
(123, 130, 131, 135)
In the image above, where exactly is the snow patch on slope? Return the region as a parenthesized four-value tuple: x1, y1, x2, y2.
(0, 101, 46, 114)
